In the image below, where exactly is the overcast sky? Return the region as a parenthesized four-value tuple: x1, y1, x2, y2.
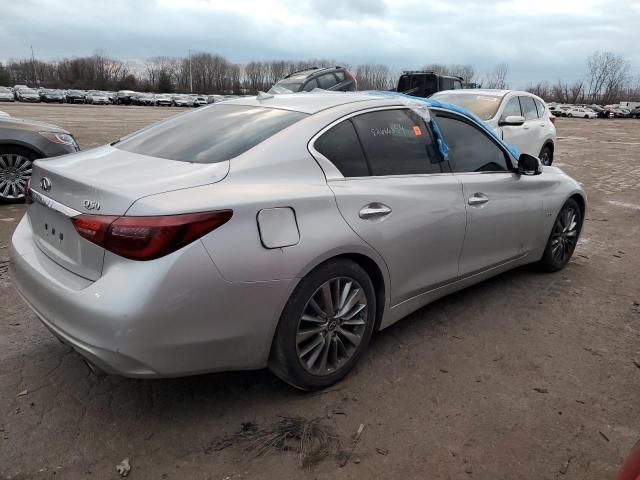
(2, 0, 639, 87)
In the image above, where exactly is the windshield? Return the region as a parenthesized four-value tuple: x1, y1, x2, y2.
(0, 87, 11, 93)
(115, 104, 307, 164)
(268, 81, 303, 94)
(22, 88, 37, 94)
(432, 92, 505, 120)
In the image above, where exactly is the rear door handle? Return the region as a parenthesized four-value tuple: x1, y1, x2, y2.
(359, 203, 392, 219)
(468, 193, 489, 206)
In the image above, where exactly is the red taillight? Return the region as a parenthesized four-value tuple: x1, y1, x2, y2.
(25, 177, 33, 204)
(71, 210, 232, 260)
(549, 115, 556, 125)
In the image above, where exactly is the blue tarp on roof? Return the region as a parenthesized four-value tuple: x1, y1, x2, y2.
(363, 90, 521, 160)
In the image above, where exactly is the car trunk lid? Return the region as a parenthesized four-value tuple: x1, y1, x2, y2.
(28, 145, 229, 280)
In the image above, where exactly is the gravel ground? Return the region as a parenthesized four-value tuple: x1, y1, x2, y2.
(0, 103, 639, 480)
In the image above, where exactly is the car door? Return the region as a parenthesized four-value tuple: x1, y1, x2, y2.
(311, 107, 467, 305)
(500, 95, 542, 156)
(499, 96, 529, 154)
(434, 111, 543, 276)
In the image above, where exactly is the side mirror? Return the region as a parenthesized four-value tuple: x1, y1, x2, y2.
(517, 153, 543, 176)
(499, 115, 525, 126)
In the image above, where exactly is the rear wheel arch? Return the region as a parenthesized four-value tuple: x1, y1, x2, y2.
(295, 252, 388, 331)
(268, 255, 382, 390)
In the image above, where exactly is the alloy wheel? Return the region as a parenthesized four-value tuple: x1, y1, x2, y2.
(0, 153, 32, 200)
(550, 206, 579, 264)
(296, 276, 368, 376)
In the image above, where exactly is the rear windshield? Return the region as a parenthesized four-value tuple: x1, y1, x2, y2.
(115, 104, 307, 163)
(432, 93, 506, 120)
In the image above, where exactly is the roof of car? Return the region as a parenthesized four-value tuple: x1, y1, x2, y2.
(434, 89, 542, 99)
(223, 92, 390, 114)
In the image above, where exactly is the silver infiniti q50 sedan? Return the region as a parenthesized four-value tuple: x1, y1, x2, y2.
(11, 92, 586, 390)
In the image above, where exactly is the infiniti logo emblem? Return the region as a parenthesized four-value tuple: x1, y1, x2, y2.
(40, 177, 52, 192)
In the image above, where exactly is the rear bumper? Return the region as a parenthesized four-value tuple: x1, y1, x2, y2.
(10, 215, 295, 377)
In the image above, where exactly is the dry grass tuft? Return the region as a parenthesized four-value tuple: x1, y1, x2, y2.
(213, 416, 343, 468)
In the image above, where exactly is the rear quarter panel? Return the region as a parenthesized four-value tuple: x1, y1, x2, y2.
(126, 111, 391, 286)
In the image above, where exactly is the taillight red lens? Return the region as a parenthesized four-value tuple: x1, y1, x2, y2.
(71, 210, 232, 260)
(549, 115, 556, 125)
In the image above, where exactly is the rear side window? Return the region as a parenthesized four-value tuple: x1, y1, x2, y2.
(116, 105, 307, 163)
(441, 78, 453, 90)
(534, 98, 546, 117)
(435, 114, 509, 173)
(453, 80, 463, 90)
(314, 121, 370, 177)
(352, 109, 441, 176)
(334, 71, 345, 82)
(520, 96, 539, 120)
(317, 74, 337, 89)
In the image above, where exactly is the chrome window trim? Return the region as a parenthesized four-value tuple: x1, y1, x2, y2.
(308, 104, 444, 182)
(30, 189, 81, 218)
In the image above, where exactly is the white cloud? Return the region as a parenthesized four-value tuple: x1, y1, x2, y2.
(0, 0, 638, 87)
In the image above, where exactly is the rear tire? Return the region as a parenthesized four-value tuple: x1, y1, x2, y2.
(269, 259, 376, 391)
(0, 146, 37, 203)
(538, 199, 582, 272)
(539, 145, 553, 166)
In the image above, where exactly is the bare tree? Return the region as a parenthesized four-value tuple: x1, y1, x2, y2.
(484, 63, 509, 89)
(586, 51, 630, 104)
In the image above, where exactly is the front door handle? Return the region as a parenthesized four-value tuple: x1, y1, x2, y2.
(468, 193, 489, 206)
(359, 203, 392, 219)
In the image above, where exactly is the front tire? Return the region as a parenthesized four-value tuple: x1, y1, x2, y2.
(539, 199, 582, 272)
(0, 146, 37, 203)
(269, 259, 376, 391)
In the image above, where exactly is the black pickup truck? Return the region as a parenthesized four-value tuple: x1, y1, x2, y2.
(396, 71, 464, 98)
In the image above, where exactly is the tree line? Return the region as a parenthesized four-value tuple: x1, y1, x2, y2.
(0, 50, 637, 104)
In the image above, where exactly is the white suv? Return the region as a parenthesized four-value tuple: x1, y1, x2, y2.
(432, 89, 557, 165)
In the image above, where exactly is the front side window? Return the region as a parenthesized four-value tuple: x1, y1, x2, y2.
(314, 121, 370, 177)
(435, 114, 510, 173)
(519, 96, 539, 120)
(500, 97, 523, 122)
(303, 79, 318, 92)
(352, 109, 441, 176)
(116, 105, 307, 163)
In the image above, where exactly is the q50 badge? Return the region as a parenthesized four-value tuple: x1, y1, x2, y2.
(83, 200, 101, 211)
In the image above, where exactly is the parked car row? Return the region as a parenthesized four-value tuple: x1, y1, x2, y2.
(548, 103, 639, 119)
(0, 85, 241, 107)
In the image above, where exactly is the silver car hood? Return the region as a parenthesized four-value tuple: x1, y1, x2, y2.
(31, 145, 230, 215)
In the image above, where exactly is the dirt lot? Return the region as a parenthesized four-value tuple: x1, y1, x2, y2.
(1, 103, 639, 480)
